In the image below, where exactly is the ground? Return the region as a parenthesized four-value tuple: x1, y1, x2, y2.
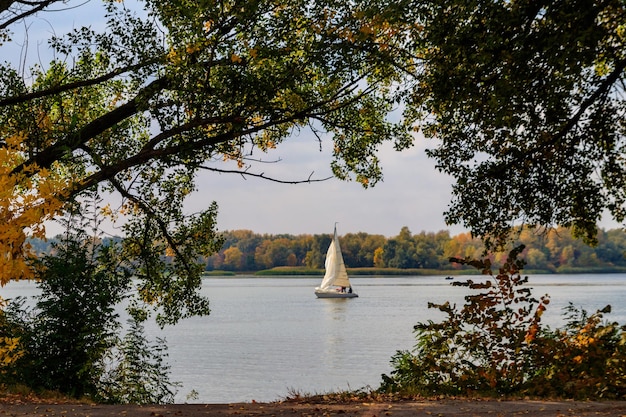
(2, 398, 626, 416)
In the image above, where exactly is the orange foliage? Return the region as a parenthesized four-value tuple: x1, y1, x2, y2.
(0, 134, 71, 284)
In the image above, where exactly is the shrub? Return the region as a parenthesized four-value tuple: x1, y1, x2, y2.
(527, 304, 626, 399)
(0, 221, 178, 403)
(97, 318, 178, 404)
(380, 245, 626, 399)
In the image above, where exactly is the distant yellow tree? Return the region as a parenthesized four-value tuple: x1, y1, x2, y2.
(223, 246, 243, 270)
(373, 247, 385, 268)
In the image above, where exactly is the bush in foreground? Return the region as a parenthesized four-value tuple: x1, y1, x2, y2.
(0, 220, 177, 403)
(380, 246, 626, 399)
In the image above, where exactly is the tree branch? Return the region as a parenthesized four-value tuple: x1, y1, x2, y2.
(107, 176, 197, 279)
(10, 76, 169, 176)
(197, 165, 333, 184)
(548, 57, 626, 150)
(73, 75, 370, 194)
(0, 58, 163, 107)
(483, 57, 626, 178)
(0, 1, 60, 30)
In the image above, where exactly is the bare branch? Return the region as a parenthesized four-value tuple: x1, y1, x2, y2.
(197, 165, 333, 184)
(1, 0, 63, 31)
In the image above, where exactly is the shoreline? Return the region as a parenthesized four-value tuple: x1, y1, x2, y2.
(2, 399, 626, 417)
(215, 267, 626, 276)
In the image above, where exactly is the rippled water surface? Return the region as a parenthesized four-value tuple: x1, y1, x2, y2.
(2, 274, 626, 403)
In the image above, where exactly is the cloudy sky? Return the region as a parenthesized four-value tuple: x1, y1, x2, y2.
(186, 132, 464, 237)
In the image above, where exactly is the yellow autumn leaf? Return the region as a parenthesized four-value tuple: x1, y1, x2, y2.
(100, 203, 113, 217)
(0, 146, 72, 284)
(359, 25, 375, 35)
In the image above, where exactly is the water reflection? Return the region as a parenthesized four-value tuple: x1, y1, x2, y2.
(321, 298, 349, 321)
(319, 299, 352, 373)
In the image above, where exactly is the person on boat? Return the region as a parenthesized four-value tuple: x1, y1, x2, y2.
(340, 286, 346, 293)
(348, 287, 352, 293)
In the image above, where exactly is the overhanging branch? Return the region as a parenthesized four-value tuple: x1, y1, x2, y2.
(197, 165, 333, 184)
(108, 176, 196, 277)
(0, 58, 163, 107)
(0, 0, 60, 30)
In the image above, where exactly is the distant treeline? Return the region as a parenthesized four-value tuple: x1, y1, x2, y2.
(205, 226, 626, 273)
(30, 226, 626, 273)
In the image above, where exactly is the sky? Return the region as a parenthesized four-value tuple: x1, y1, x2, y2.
(186, 132, 464, 238)
(7, 1, 623, 239)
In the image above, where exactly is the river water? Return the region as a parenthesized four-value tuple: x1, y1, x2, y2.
(2, 274, 625, 403)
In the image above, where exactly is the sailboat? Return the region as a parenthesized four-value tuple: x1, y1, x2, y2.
(314, 224, 358, 298)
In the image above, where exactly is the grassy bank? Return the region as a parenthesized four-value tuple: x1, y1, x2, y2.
(254, 266, 481, 276)
(202, 270, 237, 276)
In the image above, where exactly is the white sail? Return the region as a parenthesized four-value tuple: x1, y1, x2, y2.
(315, 225, 355, 297)
(319, 231, 351, 289)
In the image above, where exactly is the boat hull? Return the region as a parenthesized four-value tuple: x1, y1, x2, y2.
(314, 290, 358, 298)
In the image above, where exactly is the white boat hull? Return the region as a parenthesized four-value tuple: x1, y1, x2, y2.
(315, 289, 358, 298)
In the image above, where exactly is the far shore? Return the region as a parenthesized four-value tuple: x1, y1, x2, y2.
(203, 266, 626, 277)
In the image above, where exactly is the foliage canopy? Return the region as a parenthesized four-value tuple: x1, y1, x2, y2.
(408, 0, 626, 246)
(0, 0, 415, 318)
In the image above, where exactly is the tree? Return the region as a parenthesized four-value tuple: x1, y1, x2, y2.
(413, 231, 450, 269)
(4, 221, 131, 398)
(408, 0, 626, 246)
(359, 233, 387, 267)
(98, 317, 177, 404)
(373, 246, 385, 267)
(0, 202, 180, 401)
(0, 0, 415, 318)
(32, 241, 127, 397)
(223, 246, 243, 270)
(305, 234, 331, 269)
(254, 237, 295, 268)
(525, 248, 548, 270)
(383, 226, 417, 268)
